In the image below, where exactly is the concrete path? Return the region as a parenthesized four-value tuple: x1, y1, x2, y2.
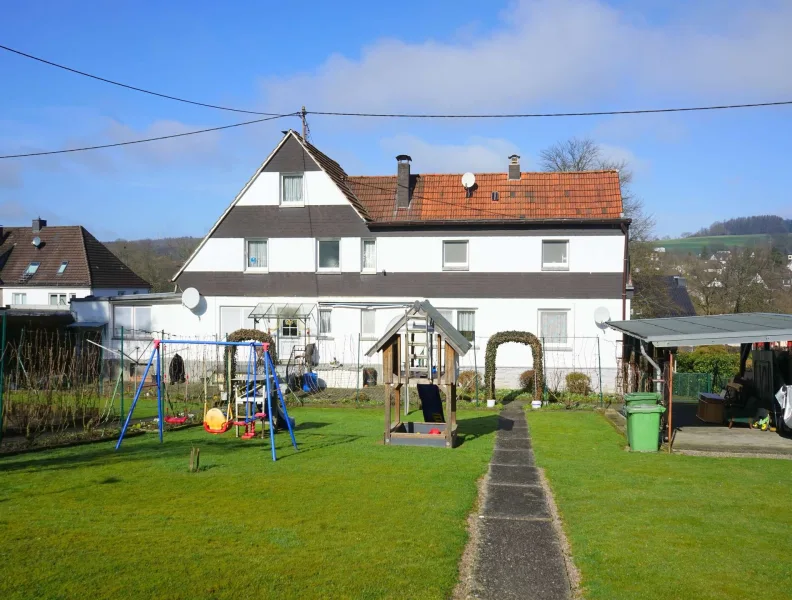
(470, 402, 571, 600)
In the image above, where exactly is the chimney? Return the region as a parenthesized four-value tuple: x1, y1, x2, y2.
(32, 218, 47, 233)
(396, 155, 412, 209)
(508, 155, 521, 180)
(674, 276, 687, 289)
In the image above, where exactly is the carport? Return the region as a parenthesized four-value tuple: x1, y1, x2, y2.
(606, 313, 792, 453)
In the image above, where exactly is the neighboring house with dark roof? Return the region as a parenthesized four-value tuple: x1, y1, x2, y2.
(632, 275, 696, 318)
(0, 219, 150, 310)
(76, 130, 630, 390)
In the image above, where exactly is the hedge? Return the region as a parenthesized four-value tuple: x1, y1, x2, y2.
(484, 331, 543, 401)
(223, 329, 278, 388)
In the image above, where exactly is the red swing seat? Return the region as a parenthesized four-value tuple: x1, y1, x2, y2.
(164, 416, 188, 425)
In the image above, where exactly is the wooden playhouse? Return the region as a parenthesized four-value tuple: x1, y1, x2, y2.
(366, 300, 472, 448)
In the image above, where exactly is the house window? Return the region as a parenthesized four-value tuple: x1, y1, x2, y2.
(57, 261, 68, 274)
(281, 174, 304, 205)
(457, 310, 475, 342)
(361, 239, 376, 272)
(25, 262, 40, 275)
(11, 293, 26, 305)
(319, 309, 332, 336)
(113, 305, 152, 338)
(318, 239, 340, 272)
(49, 293, 68, 306)
(281, 319, 299, 338)
(540, 310, 569, 346)
(542, 240, 569, 271)
(246, 239, 268, 270)
(219, 306, 255, 339)
(443, 240, 469, 270)
(361, 310, 376, 338)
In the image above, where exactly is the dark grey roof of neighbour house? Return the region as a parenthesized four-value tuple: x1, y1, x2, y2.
(366, 300, 472, 357)
(607, 313, 792, 347)
(633, 275, 696, 317)
(0, 225, 150, 289)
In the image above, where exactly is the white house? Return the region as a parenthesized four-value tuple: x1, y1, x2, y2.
(73, 131, 631, 390)
(0, 219, 149, 311)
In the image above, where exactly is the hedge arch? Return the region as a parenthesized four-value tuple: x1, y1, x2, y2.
(223, 328, 277, 386)
(484, 331, 543, 400)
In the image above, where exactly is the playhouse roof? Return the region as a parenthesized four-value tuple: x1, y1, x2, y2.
(365, 300, 472, 357)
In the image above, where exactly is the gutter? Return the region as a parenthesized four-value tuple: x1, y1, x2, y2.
(368, 218, 632, 229)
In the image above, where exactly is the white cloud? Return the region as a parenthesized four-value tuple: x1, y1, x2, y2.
(379, 135, 520, 172)
(261, 0, 792, 113)
(598, 143, 651, 175)
(103, 119, 224, 166)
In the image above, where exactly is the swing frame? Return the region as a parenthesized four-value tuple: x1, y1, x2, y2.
(115, 339, 298, 461)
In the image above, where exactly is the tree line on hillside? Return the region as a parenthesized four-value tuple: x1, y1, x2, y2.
(685, 215, 792, 238)
(105, 237, 200, 292)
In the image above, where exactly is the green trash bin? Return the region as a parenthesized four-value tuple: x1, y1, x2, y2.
(624, 392, 661, 406)
(625, 404, 666, 452)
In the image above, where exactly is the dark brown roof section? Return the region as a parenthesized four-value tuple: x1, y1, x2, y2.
(0, 225, 149, 289)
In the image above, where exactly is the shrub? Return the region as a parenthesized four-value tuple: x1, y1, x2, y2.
(565, 372, 591, 395)
(484, 331, 543, 400)
(519, 369, 536, 393)
(675, 346, 741, 391)
(457, 370, 482, 400)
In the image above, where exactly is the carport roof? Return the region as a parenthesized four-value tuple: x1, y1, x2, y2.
(606, 313, 792, 347)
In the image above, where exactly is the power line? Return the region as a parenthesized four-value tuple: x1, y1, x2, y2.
(0, 43, 281, 116)
(0, 113, 298, 159)
(308, 101, 792, 118)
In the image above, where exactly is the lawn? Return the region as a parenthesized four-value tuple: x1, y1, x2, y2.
(0, 407, 497, 600)
(528, 410, 792, 600)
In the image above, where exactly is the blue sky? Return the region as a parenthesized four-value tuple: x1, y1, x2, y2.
(1, 0, 791, 240)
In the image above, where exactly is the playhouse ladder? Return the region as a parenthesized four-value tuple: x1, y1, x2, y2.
(406, 315, 432, 379)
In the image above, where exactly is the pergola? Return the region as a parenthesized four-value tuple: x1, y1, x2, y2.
(607, 313, 792, 450)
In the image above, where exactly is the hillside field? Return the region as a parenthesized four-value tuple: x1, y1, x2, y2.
(657, 233, 792, 255)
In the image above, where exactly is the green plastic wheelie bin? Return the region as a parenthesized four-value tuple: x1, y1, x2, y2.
(625, 404, 666, 452)
(624, 392, 661, 407)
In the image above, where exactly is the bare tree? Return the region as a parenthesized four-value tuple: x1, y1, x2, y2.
(539, 137, 655, 242)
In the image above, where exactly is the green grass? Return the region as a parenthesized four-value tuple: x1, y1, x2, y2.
(0, 407, 497, 600)
(528, 410, 792, 600)
(659, 233, 792, 254)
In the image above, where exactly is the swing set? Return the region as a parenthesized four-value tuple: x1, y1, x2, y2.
(115, 339, 298, 461)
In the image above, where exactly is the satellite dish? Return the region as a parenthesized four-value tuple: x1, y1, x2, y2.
(594, 306, 611, 327)
(182, 287, 201, 310)
(32, 236, 41, 247)
(461, 172, 476, 188)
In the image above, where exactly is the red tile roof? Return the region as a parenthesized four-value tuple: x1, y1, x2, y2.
(347, 171, 623, 223)
(0, 226, 150, 289)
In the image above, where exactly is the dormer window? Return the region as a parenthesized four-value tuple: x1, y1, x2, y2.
(25, 262, 40, 275)
(281, 174, 304, 205)
(57, 261, 68, 274)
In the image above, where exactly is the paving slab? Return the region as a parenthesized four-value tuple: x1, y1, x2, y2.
(497, 417, 528, 431)
(491, 449, 535, 466)
(483, 484, 549, 519)
(489, 464, 541, 486)
(472, 519, 570, 600)
(495, 435, 532, 449)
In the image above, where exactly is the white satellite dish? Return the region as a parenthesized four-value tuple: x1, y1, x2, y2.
(32, 236, 41, 247)
(461, 172, 476, 188)
(182, 287, 201, 310)
(594, 306, 611, 327)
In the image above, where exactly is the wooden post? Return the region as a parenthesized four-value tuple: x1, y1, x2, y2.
(445, 343, 456, 448)
(383, 345, 392, 444)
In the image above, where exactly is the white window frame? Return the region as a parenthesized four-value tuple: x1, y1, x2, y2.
(280, 318, 299, 338)
(539, 309, 570, 350)
(542, 240, 570, 271)
(11, 293, 26, 305)
(280, 173, 305, 206)
(49, 293, 68, 306)
(456, 310, 476, 342)
(317, 238, 341, 273)
(361, 238, 376, 273)
(113, 305, 153, 339)
(442, 240, 469, 271)
(245, 238, 269, 272)
(361, 309, 376, 340)
(318, 308, 332, 337)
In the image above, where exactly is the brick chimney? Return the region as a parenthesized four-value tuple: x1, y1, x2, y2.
(508, 155, 521, 180)
(32, 218, 47, 233)
(396, 155, 412, 209)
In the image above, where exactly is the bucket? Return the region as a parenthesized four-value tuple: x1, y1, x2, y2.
(531, 400, 542, 410)
(486, 399, 496, 408)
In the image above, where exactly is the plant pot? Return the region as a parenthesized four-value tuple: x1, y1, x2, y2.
(531, 400, 542, 410)
(486, 399, 496, 408)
